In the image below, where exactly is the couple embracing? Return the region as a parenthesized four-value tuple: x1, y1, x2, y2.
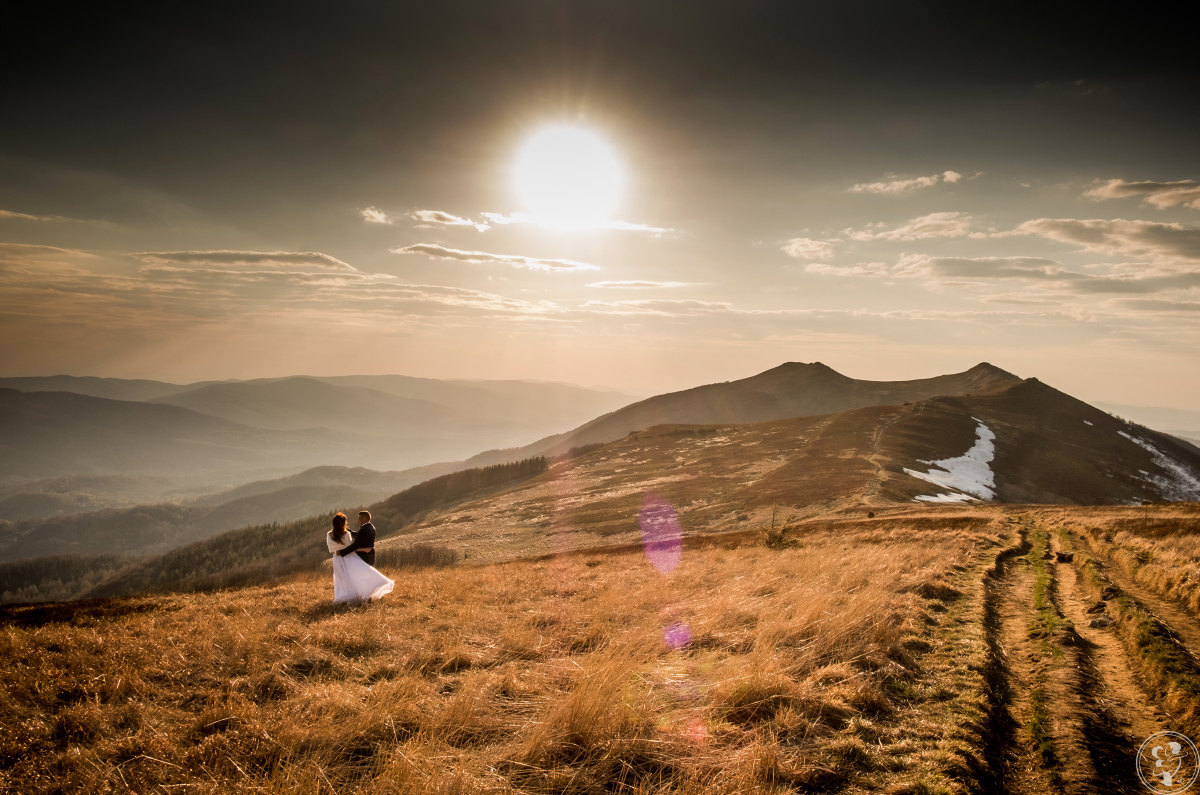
(326, 510, 394, 603)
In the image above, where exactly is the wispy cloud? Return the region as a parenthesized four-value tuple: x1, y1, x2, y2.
(391, 243, 598, 272)
(391, 208, 670, 234)
(893, 254, 1200, 295)
(782, 237, 836, 259)
(360, 207, 393, 224)
(1011, 218, 1200, 262)
(0, 209, 91, 223)
(0, 245, 560, 332)
(479, 212, 671, 234)
(134, 250, 357, 271)
(580, 299, 734, 316)
(805, 262, 889, 277)
(586, 280, 695, 288)
(845, 211, 976, 241)
(409, 209, 490, 232)
(1085, 179, 1200, 210)
(849, 171, 963, 195)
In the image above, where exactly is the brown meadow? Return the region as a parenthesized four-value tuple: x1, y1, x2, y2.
(0, 515, 1001, 795)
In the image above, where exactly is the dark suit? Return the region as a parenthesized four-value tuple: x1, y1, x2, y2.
(337, 521, 376, 566)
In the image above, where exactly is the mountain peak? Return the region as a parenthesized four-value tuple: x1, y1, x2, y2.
(967, 362, 1019, 379)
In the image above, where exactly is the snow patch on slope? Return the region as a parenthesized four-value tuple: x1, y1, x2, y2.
(1118, 431, 1200, 500)
(906, 419, 996, 502)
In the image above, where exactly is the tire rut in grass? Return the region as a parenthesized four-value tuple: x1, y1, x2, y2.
(982, 527, 1054, 795)
(1050, 535, 1155, 795)
(985, 522, 1128, 794)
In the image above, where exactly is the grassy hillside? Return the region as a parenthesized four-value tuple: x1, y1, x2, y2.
(390, 378, 1200, 567)
(84, 457, 549, 599)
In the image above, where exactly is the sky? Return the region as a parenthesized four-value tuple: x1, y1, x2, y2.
(2, 1, 1199, 408)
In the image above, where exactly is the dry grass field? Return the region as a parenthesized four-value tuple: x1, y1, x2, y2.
(2, 511, 1008, 795)
(4, 503, 1200, 794)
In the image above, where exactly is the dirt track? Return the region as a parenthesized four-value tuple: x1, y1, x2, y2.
(976, 519, 1188, 794)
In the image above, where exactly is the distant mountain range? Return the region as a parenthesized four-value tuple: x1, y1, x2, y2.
(6, 361, 1200, 603)
(0, 464, 447, 563)
(0, 375, 639, 518)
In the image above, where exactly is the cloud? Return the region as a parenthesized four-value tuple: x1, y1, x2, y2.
(1110, 299, 1200, 313)
(409, 209, 489, 232)
(849, 170, 971, 195)
(580, 299, 734, 316)
(805, 262, 889, 277)
(782, 237, 836, 259)
(0, 209, 61, 222)
(1085, 180, 1200, 210)
(851, 175, 940, 194)
(846, 212, 975, 241)
(894, 254, 1200, 295)
(134, 250, 357, 271)
(391, 243, 598, 272)
(1011, 218, 1200, 262)
(586, 280, 695, 288)
(360, 207, 393, 224)
(894, 255, 1067, 280)
(479, 212, 671, 234)
(0, 245, 561, 334)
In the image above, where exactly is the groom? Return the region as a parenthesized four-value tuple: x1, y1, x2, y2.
(337, 510, 376, 566)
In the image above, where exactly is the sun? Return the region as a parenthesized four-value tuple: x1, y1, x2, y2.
(514, 126, 622, 228)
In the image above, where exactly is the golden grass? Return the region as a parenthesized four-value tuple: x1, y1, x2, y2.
(1042, 503, 1200, 612)
(0, 521, 999, 794)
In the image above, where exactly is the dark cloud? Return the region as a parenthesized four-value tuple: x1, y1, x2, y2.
(1085, 179, 1200, 210)
(1012, 218, 1200, 262)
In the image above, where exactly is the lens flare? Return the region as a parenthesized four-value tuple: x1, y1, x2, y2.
(639, 493, 682, 574)
(663, 622, 691, 649)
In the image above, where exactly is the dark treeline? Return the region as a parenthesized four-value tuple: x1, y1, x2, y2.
(0, 554, 138, 604)
(84, 456, 549, 599)
(375, 456, 547, 528)
(0, 483, 389, 564)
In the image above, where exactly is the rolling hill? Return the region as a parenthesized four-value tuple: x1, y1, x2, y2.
(149, 377, 501, 437)
(392, 376, 1200, 565)
(461, 361, 1021, 466)
(0, 375, 187, 402)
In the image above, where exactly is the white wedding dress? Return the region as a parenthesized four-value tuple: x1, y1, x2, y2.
(327, 531, 394, 603)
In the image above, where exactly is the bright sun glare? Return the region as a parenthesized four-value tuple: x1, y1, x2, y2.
(514, 126, 622, 228)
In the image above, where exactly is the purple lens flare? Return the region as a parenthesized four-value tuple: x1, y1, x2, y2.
(639, 493, 682, 575)
(663, 622, 691, 649)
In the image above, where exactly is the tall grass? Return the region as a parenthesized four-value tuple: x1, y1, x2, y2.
(0, 523, 992, 794)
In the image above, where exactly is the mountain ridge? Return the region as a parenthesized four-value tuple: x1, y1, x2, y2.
(460, 361, 1021, 467)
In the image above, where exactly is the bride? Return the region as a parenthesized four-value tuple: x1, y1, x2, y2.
(327, 512, 394, 603)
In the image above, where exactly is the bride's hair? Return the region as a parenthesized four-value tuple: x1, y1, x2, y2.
(331, 512, 348, 542)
